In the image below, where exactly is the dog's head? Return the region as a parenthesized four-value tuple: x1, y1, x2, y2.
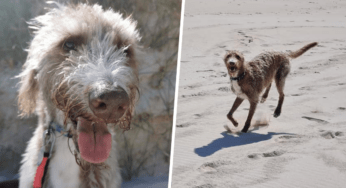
(223, 50, 244, 78)
(17, 3, 140, 164)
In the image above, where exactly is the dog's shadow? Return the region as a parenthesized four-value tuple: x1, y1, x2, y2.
(194, 130, 293, 157)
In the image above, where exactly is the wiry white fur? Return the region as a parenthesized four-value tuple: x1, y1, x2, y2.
(227, 57, 238, 64)
(46, 134, 80, 188)
(18, 2, 139, 188)
(231, 80, 248, 100)
(19, 3, 139, 84)
(18, 125, 44, 188)
(65, 36, 138, 96)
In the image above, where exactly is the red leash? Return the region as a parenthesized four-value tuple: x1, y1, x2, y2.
(33, 153, 50, 188)
(33, 126, 55, 188)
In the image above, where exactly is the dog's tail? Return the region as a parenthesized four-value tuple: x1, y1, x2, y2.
(288, 42, 318, 59)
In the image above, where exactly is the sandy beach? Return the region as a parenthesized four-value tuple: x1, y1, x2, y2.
(171, 0, 346, 187)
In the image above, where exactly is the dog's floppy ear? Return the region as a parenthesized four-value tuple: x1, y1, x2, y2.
(18, 69, 39, 116)
(238, 51, 245, 62)
(223, 50, 231, 62)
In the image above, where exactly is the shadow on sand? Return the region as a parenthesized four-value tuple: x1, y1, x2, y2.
(194, 131, 293, 157)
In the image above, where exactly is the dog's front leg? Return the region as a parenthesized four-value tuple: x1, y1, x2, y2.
(261, 83, 272, 103)
(241, 101, 258, 133)
(227, 97, 244, 127)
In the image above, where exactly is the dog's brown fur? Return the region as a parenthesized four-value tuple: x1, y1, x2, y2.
(224, 42, 318, 133)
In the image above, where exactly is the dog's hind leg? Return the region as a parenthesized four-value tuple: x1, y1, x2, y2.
(241, 101, 258, 133)
(274, 88, 284, 118)
(227, 97, 244, 127)
(274, 67, 289, 118)
(260, 83, 272, 103)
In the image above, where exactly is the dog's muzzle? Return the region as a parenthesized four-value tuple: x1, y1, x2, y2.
(89, 87, 129, 122)
(228, 61, 236, 66)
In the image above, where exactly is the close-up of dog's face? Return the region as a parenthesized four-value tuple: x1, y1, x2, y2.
(17, 3, 140, 164)
(224, 50, 244, 78)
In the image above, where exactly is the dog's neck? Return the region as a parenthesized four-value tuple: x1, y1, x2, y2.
(49, 121, 73, 138)
(230, 71, 246, 81)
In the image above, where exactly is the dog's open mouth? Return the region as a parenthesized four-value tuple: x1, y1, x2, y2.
(77, 117, 112, 164)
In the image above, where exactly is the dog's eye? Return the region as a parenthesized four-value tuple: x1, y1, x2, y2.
(123, 47, 133, 57)
(124, 48, 130, 56)
(64, 41, 76, 51)
(235, 55, 240, 60)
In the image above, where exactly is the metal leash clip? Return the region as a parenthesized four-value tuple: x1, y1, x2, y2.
(37, 126, 56, 166)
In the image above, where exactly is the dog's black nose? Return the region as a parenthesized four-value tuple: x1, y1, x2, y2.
(89, 87, 129, 121)
(229, 62, 235, 66)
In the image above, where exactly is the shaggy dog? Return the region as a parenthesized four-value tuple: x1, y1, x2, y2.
(224, 42, 317, 133)
(18, 3, 140, 188)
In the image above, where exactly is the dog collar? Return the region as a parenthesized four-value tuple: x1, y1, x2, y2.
(230, 72, 245, 81)
(51, 121, 73, 138)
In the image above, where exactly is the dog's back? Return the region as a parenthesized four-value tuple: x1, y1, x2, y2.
(247, 42, 318, 87)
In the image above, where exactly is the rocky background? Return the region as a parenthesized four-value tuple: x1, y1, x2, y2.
(0, 0, 181, 182)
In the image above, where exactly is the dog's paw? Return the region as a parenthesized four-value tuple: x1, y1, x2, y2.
(231, 120, 239, 127)
(227, 114, 238, 127)
(233, 121, 238, 127)
(273, 111, 281, 118)
(241, 126, 249, 133)
(260, 97, 267, 103)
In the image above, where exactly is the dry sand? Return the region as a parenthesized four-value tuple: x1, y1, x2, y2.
(171, 0, 346, 187)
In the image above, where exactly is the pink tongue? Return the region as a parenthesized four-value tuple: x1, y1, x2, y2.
(77, 118, 112, 163)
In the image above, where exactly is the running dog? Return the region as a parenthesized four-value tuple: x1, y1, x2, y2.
(224, 42, 317, 133)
